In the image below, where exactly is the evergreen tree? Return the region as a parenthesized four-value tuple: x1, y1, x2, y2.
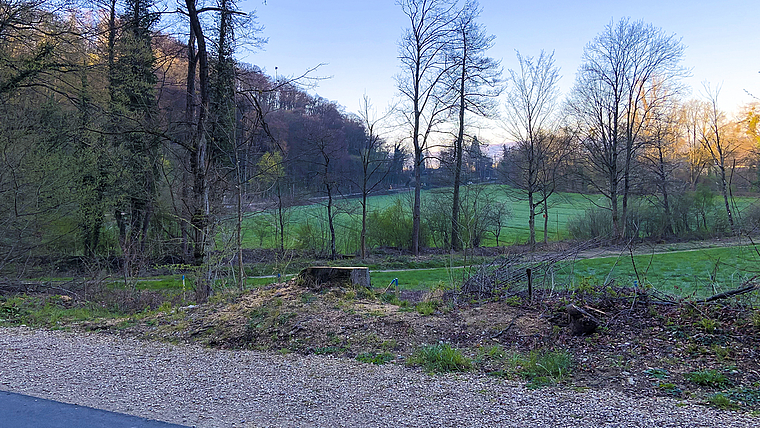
(110, 0, 160, 267)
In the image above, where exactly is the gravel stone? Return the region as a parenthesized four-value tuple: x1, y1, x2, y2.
(0, 326, 756, 427)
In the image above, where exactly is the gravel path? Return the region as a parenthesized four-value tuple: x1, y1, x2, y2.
(0, 327, 756, 428)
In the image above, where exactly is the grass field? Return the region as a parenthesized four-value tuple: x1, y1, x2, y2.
(560, 245, 760, 297)
(153, 184, 760, 299)
(237, 185, 607, 253)
(119, 244, 759, 300)
(235, 185, 760, 254)
(369, 245, 760, 298)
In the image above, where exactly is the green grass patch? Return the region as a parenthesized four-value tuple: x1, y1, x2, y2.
(707, 392, 740, 410)
(479, 347, 573, 387)
(415, 300, 440, 316)
(515, 349, 574, 387)
(379, 292, 410, 308)
(355, 351, 395, 365)
(0, 295, 123, 328)
(685, 369, 732, 388)
(408, 343, 472, 373)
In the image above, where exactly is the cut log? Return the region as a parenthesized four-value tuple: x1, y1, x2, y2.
(297, 266, 371, 291)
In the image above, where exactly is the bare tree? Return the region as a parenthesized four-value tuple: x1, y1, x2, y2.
(502, 50, 562, 247)
(445, 0, 501, 251)
(396, 0, 459, 255)
(700, 84, 738, 231)
(679, 99, 712, 190)
(567, 18, 686, 239)
(355, 95, 393, 258)
(639, 94, 682, 237)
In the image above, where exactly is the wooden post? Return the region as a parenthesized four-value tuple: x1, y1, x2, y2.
(526, 268, 532, 302)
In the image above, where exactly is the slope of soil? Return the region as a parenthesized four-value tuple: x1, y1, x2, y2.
(78, 278, 760, 414)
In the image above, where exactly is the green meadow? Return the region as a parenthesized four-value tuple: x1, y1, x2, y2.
(237, 185, 760, 253)
(370, 245, 760, 298)
(559, 245, 759, 298)
(237, 185, 606, 252)
(118, 244, 759, 301)
(140, 185, 760, 299)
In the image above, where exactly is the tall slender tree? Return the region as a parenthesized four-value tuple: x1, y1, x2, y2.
(445, 0, 501, 251)
(110, 0, 160, 273)
(397, 0, 459, 255)
(184, 0, 213, 300)
(502, 50, 560, 248)
(356, 95, 392, 258)
(639, 93, 681, 237)
(700, 84, 737, 231)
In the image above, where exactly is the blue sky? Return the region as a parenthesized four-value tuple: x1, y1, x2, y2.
(240, 0, 758, 141)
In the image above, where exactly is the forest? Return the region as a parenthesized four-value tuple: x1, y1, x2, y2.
(2, 0, 759, 302)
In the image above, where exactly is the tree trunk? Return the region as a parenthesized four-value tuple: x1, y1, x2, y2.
(543, 198, 549, 244)
(326, 182, 337, 259)
(451, 51, 467, 252)
(186, 0, 212, 302)
(412, 149, 422, 256)
(360, 191, 367, 258)
(277, 181, 285, 252)
(237, 160, 244, 290)
(720, 165, 734, 230)
(528, 192, 535, 249)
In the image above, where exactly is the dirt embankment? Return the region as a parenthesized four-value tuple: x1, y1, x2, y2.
(76, 277, 760, 413)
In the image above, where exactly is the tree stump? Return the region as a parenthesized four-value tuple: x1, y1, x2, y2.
(297, 266, 371, 291)
(566, 304, 599, 336)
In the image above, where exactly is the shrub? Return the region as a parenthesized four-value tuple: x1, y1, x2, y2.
(567, 207, 612, 240)
(294, 221, 325, 253)
(415, 300, 439, 316)
(380, 292, 410, 308)
(422, 186, 509, 248)
(739, 203, 760, 234)
(707, 392, 738, 410)
(366, 199, 428, 249)
(697, 318, 720, 333)
(566, 189, 736, 240)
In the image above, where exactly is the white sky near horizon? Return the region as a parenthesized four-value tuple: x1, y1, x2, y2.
(237, 0, 759, 147)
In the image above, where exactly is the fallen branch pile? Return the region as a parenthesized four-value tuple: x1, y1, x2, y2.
(459, 239, 604, 299)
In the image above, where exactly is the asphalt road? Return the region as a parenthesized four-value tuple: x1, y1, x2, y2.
(0, 391, 192, 428)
